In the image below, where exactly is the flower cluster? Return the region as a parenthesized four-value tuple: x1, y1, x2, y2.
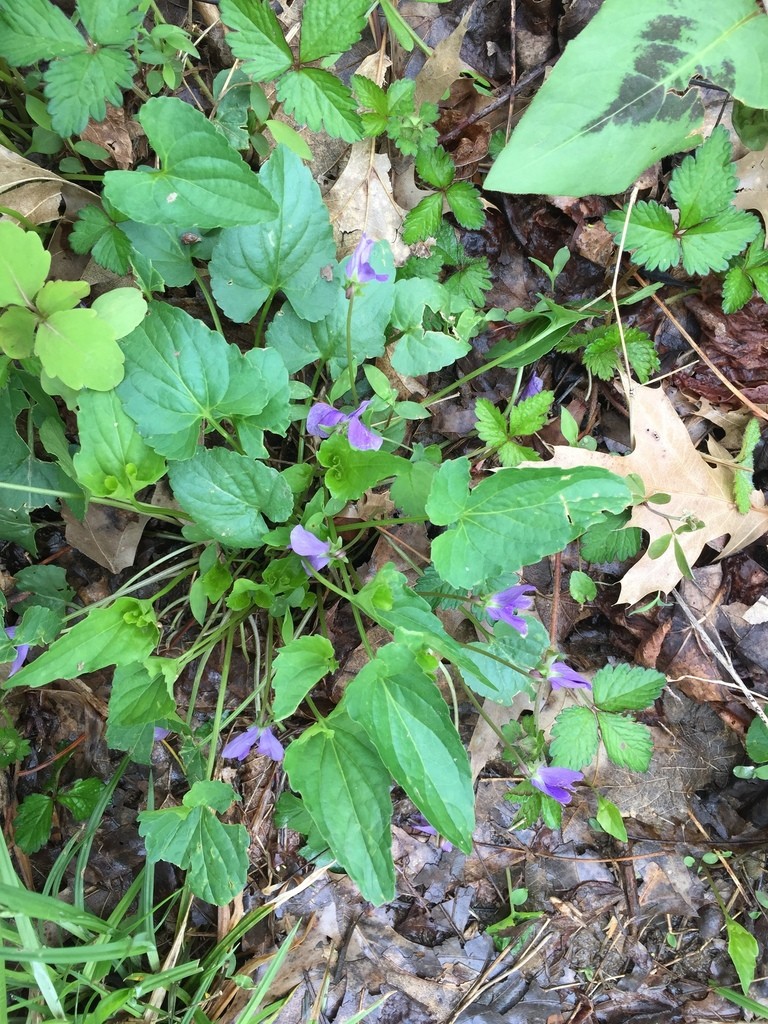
(222, 725, 284, 762)
(307, 399, 383, 452)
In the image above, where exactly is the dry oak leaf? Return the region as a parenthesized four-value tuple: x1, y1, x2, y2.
(534, 385, 768, 606)
(735, 141, 768, 236)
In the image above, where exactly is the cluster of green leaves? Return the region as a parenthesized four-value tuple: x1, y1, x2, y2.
(557, 324, 660, 384)
(475, 389, 554, 467)
(353, 74, 439, 156)
(0, 0, 198, 139)
(403, 145, 485, 244)
(604, 128, 761, 283)
(16, 777, 105, 854)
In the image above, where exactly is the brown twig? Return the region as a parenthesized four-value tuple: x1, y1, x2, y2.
(438, 63, 547, 146)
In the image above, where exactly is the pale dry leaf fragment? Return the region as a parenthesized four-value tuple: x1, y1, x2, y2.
(80, 103, 140, 169)
(325, 145, 409, 262)
(414, 6, 474, 109)
(0, 145, 98, 224)
(62, 503, 149, 573)
(735, 142, 768, 238)
(527, 386, 768, 605)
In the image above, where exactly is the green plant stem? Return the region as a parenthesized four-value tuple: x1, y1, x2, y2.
(254, 292, 275, 345)
(345, 291, 358, 402)
(194, 269, 223, 335)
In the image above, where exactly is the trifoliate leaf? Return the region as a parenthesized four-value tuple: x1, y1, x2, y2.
(550, 706, 599, 770)
(352, 75, 388, 116)
(445, 181, 485, 229)
(104, 97, 277, 229)
(597, 712, 653, 772)
(445, 258, 492, 307)
(593, 664, 665, 712)
(277, 69, 362, 143)
(416, 146, 455, 190)
(497, 441, 539, 468)
(681, 208, 760, 275)
(507, 389, 554, 436)
(671, 126, 737, 229)
(579, 510, 641, 563)
(35, 309, 124, 391)
(475, 399, 508, 449)
(0, 0, 84, 64)
(605, 202, 679, 271)
(402, 193, 443, 244)
(44, 48, 136, 137)
(69, 206, 132, 275)
(723, 266, 756, 314)
(219, 0, 293, 80)
(299, 0, 370, 63)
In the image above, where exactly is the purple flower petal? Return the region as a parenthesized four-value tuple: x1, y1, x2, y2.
(347, 411, 383, 451)
(154, 727, 170, 741)
(519, 373, 544, 402)
(409, 814, 453, 852)
(307, 403, 346, 438)
(222, 725, 261, 761)
(289, 525, 331, 571)
(256, 727, 284, 762)
(548, 662, 591, 691)
(4, 627, 29, 677)
(485, 585, 535, 635)
(530, 766, 584, 805)
(346, 234, 388, 285)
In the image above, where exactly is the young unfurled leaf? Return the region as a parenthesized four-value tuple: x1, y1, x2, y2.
(475, 399, 508, 450)
(595, 794, 628, 842)
(592, 664, 665, 712)
(726, 915, 759, 996)
(415, 146, 455, 190)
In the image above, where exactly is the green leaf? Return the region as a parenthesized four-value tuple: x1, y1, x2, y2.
(169, 448, 292, 547)
(69, 207, 132, 275)
(580, 510, 642, 563)
(445, 181, 485, 229)
(35, 280, 89, 316)
(593, 664, 665, 712)
(283, 710, 395, 904)
(733, 100, 768, 151)
(317, 434, 406, 503)
(402, 193, 443, 244)
(446, 258, 492, 307)
(723, 266, 754, 314)
(0, 390, 77, 513)
(5, 598, 158, 691)
(392, 329, 469, 376)
(74, 390, 166, 499)
(0, 0, 84, 64)
(550, 706, 599, 770)
(219, 0, 293, 80)
(671, 126, 737, 228)
(680, 208, 760, 275)
(210, 146, 336, 323)
(605, 202, 679, 271)
(595, 794, 628, 842)
(344, 643, 474, 851)
(103, 97, 278, 228)
(138, 781, 249, 905)
(569, 570, 597, 603)
(726, 915, 758, 995)
(485, 0, 768, 196)
(44, 48, 136, 138)
(746, 717, 768, 765)
(277, 69, 362, 143)
(77, 0, 143, 46)
(507, 389, 554, 435)
(299, 0, 370, 62)
(108, 659, 178, 730)
(0, 221, 50, 307)
(426, 459, 631, 589)
(35, 309, 125, 392)
(458, 621, 548, 704)
(475, 398, 508, 449)
(352, 75, 389, 117)
(58, 778, 106, 820)
(0, 307, 37, 358)
(597, 712, 653, 772)
(272, 636, 337, 721)
(13, 565, 73, 616)
(14, 794, 53, 854)
(120, 222, 196, 287)
(415, 146, 455, 190)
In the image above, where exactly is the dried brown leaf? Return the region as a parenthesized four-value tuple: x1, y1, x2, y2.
(533, 385, 768, 605)
(0, 144, 97, 224)
(735, 142, 768, 236)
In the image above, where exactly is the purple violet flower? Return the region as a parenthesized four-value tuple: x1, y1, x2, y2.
(548, 661, 592, 691)
(222, 725, 284, 763)
(345, 234, 388, 286)
(485, 585, 535, 636)
(289, 525, 332, 571)
(154, 727, 170, 741)
(410, 814, 453, 852)
(519, 372, 544, 402)
(530, 765, 584, 805)
(307, 399, 383, 452)
(4, 627, 29, 677)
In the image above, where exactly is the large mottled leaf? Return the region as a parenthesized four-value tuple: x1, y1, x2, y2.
(104, 97, 277, 228)
(210, 146, 336, 323)
(344, 643, 474, 851)
(485, 0, 768, 196)
(426, 459, 631, 589)
(284, 710, 395, 904)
